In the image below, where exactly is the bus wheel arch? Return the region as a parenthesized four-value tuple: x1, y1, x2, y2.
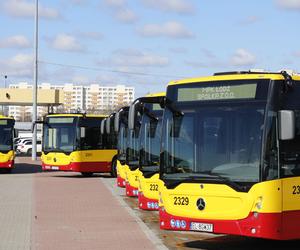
(110, 156, 118, 178)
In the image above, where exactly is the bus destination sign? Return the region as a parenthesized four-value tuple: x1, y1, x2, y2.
(178, 83, 257, 102)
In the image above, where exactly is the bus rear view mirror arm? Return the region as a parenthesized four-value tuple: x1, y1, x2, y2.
(278, 110, 295, 140)
(31, 120, 44, 133)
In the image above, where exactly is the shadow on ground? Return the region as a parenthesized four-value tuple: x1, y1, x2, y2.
(1, 163, 43, 174)
(51, 173, 115, 179)
(183, 235, 300, 250)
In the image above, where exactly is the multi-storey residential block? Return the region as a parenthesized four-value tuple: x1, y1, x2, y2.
(7, 82, 134, 121)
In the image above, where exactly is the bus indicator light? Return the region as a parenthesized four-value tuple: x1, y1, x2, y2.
(170, 219, 176, 228)
(180, 220, 187, 229)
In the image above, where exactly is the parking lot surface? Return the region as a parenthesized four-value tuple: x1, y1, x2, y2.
(1, 157, 300, 250)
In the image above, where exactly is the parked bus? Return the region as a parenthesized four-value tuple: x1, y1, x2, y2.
(125, 93, 165, 198)
(114, 107, 129, 187)
(128, 93, 165, 209)
(101, 113, 119, 177)
(159, 71, 300, 240)
(0, 115, 15, 173)
(40, 113, 118, 177)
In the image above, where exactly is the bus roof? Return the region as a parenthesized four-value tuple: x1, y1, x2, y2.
(168, 71, 300, 86)
(46, 113, 107, 118)
(146, 92, 166, 97)
(0, 115, 14, 120)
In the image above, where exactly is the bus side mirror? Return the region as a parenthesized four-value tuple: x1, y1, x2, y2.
(31, 120, 43, 133)
(101, 119, 106, 134)
(80, 127, 86, 138)
(106, 117, 111, 134)
(13, 129, 17, 138)
(114, 112, 120, 133)
(160, 96, 166, 108)
(278, 110, 295, 140)
(128, 103, 136, 130)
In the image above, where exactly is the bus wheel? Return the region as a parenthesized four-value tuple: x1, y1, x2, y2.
(81, 172, 93, 177)
(2, 168, 12, 174)
(111, 159, 117, 178)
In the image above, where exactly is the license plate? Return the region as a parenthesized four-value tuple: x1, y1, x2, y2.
(51, 166, 59, 170)
(190, 222, 213, 232)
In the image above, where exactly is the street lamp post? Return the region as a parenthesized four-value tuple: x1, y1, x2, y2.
(32, 0, 39, 161)
(4, 75, 7, 88)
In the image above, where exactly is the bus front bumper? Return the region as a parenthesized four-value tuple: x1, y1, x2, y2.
(42, 161, 111, 173)
(0, 160, 14, 169)
(125, 182, 139, 197)
(138, 192, 159, 210)
(159, 207, 300, 240)
(117, 175, 126, 188)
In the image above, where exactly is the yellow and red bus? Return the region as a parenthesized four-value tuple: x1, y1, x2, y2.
(125, 93, 165, 198)
(159, 71, 300, 240)
(114, 107, 129, 187)
(41, 113, 118, 177)
(102, 113, 119, 177)
(133, 93, 165, 210)
(0, 115, 15, 173)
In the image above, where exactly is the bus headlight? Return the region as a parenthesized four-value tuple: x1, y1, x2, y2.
(159, 191, 163, 205)
(255, 196, 263, 210)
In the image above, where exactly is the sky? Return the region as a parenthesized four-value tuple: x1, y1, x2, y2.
(0, 0, 300, 97)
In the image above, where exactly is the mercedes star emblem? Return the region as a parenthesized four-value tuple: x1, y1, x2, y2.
(196, 198, 206, 211)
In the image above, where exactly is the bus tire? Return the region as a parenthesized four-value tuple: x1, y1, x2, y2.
(111, 158, 117, 178)
(81, 172, 93, 177)
(2, 168, 12, 174)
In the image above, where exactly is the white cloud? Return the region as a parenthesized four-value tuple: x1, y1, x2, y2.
(2, 0, 60, 19)
(71, 75, 90, 84)
(294, 51, 300, 57)
(0, 53, 33, 78)
(98, 49, 169, 67)
(104, 0, 126, 8)
(276, 0, 300, 10)
(103, 0, 138, 24)
(70, 0, 89, 5)
(239, 16, 261, 25)
(77, 31, 103, 40)
(115, 8, 138, 23)
(50, 34, 85, 52)
(230, 49, 256, 66)
(169, 47, 188, 54)
(142, 0, 194, 14)
(0, 35, 31, 49)
(138, 21, 194, 39)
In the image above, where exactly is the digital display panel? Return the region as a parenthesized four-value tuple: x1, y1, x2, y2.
(0, 120, 8, 125)
(48, 117, 75, 124)
(177, 83, 257, 102)
(152, 103, 163, 111)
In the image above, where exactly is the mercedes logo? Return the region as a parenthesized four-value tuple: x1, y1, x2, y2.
(196, 198, 206, 211)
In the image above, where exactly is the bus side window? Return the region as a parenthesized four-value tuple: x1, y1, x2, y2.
(263, 111, 278, 180)
(280, 110, 300, 177)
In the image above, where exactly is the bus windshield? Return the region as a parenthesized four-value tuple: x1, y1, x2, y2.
(161, 103, 265, 185)
(43, 117, 78, 153)
(118, 123, 127, 162)
(127, 127, 141, 169)
(139, 115, 162, 174)
(0, 119, 14, 152)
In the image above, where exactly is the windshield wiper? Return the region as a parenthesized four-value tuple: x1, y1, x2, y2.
(140, 165, 159, 177)
(44, 148, 71, 154)
(164, 172, 243, 191)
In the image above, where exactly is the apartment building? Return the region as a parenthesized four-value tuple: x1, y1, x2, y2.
(85, 84, 134, 112)
(8, 82, 134, 121)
